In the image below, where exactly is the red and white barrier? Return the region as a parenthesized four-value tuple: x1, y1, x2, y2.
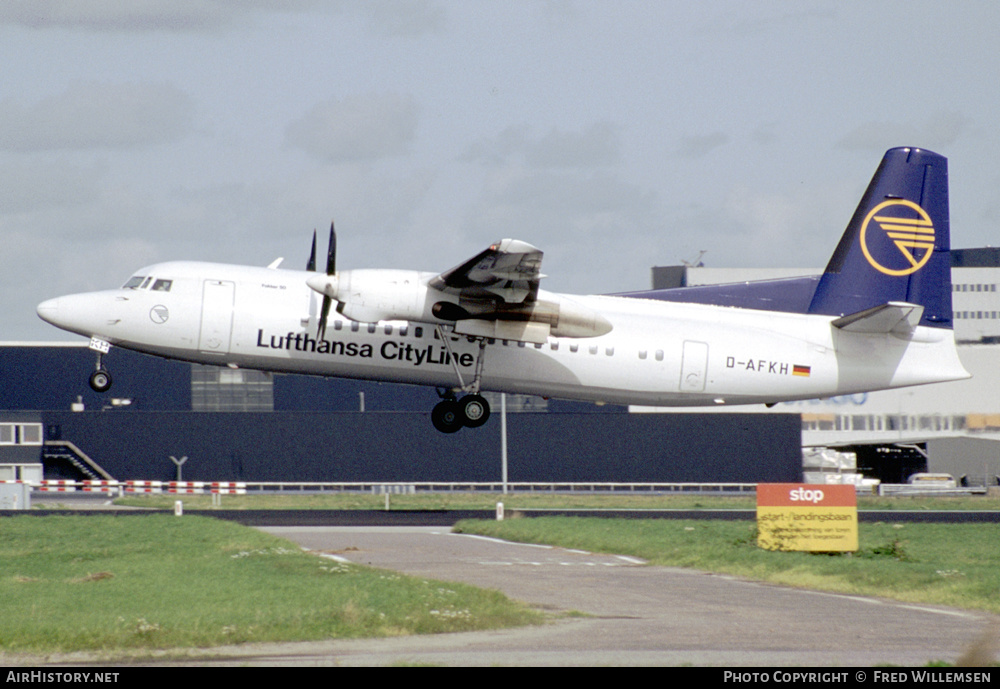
(167, 482, 205, 494)
(82, 480, 120, 494)
(210, 482, 246, 495)
(125, 480, 163, 494)
(37, 480, 76, 492)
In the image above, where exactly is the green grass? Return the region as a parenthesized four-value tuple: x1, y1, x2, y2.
(106, 491, 1000, 512)
(454, 517, 1000, 614)
(0, 514, 541, 654)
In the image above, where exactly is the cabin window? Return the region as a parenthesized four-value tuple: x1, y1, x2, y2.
(399, 326, 408, 337)
(351, 322, 359, 332)
(589, 346, 598, 355)
(367, 323, 377, 334)
(534, 343, 543, 349)
(334, 321, 343, 331)
(605, 347, 614, 356)
(570, 344, 579, 353)
(655, 350, 664, 361)
(550, 342, 559, 351)
(414, 327, 423, 338)
(638, 350, 647, 360)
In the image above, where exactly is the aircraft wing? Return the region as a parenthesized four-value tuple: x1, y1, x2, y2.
(429, 239, 543, 305)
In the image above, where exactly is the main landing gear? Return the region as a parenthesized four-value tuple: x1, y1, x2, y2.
(432, 392, 490, 434)
(431, 326, 491, 434)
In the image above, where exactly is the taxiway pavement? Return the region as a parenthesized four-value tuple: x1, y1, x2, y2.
(238, 525, 999, 667)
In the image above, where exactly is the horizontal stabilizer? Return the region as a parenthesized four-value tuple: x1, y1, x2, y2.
(831, 301, 924, 335)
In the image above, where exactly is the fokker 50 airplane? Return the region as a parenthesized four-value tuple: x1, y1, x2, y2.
(37, 147, 969, 433)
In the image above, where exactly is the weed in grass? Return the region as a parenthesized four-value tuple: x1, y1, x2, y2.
(864, 539, 911, 561)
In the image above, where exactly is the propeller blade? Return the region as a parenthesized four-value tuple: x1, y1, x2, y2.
(307, 230, 317, 272)
(326, 221, 336, 275)
(318, 295, 332, 339)
(317, 221, 337, 338)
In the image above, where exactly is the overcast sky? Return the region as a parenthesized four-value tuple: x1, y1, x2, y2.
(4, 1, 1000, 340)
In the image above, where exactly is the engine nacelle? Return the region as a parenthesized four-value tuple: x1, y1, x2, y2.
(306, 271, 612, 341)
(307, 269, 447, 324)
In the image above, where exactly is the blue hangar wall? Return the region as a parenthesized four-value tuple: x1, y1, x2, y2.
(42, 411, 801, 483)
(2, 344, 802, 483)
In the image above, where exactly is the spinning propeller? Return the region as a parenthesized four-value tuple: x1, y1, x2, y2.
(307, 222, 337, 339)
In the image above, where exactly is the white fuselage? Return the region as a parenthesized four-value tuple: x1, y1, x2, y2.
(36, 260, 969, 407)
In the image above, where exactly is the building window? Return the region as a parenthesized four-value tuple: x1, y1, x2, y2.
(191, 365, 274, 412)
(0, 423, 43, 446)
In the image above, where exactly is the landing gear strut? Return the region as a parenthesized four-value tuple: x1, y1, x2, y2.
(88, 339, 112, 393)
(431, 326, 492, 433)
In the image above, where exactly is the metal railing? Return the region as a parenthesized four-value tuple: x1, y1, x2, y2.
(13, 480, 758, 495)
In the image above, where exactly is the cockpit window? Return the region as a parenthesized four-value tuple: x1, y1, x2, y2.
(123, 276, 146, 289)
(151, 279, 172, 292)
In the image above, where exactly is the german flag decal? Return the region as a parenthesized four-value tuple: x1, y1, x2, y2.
(792, 365, 811, 377)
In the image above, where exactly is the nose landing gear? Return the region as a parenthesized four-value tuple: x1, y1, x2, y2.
(89, 367, 112, 393)
(88, 337, 113, 393)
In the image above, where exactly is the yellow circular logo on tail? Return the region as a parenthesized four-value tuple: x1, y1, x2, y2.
(860, 199, 935, 276)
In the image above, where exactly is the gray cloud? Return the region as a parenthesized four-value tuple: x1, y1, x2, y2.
(0, 82, 195, 152)
(673, 132, 729, 159)
(0, 1, 444, 36)
(463, 122, 622, 169)
(342, 0, 446, 37)
(0, 1, 322, 32)
(836, 112, 973, 152)
(460, 167, 662, 292)
(0, 160, 104, 213)
(285, 94, 419, 163)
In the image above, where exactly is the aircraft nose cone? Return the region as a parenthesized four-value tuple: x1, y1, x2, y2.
(36, 297, 60, 324)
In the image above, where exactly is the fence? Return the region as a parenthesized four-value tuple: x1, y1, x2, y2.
(11, 480, 758, 495)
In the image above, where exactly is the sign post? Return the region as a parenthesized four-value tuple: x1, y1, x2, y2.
(756, 483, 858, 552)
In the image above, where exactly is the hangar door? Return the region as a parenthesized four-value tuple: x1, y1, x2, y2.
(199, 280, 235, 354)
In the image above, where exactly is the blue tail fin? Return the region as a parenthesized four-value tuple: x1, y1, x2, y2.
(808, 147, 952, 328)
